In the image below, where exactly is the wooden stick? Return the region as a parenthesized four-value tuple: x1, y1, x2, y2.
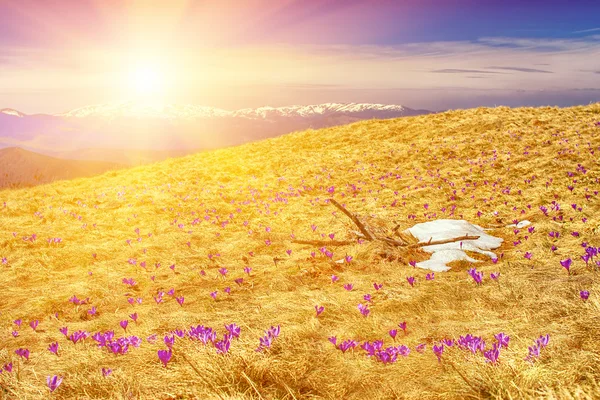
(408, 235, 480, 248)
(378, 237, 408, 247)
(292, 239, 355, 246)
(328, 199, 375, 241)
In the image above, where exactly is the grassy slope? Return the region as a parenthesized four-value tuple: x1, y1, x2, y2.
(0, 104, 599, 399)
(0, 147, 123, 188)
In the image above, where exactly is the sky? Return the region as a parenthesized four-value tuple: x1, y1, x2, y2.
(0, 0, 599, 113)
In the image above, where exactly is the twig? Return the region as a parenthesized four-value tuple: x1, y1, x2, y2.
(292, 239, 355, 246)
(378, 237, 408, 247)
(407, 235, 480, 248)
(328, 199, 375, 241)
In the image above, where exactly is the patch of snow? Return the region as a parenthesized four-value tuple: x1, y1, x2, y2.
(505, 220, 531, 229)
(405, 219, 503, 272)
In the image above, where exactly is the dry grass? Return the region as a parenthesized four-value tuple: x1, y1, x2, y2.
(1, 104, 599, 399)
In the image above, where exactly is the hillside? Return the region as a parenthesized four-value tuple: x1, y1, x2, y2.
(0, 104, 599, 399)
(0, 147, 124, 189)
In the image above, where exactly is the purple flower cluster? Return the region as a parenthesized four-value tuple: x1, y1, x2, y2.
(256, 325, 281, 352)
(92, 331, 142, 355)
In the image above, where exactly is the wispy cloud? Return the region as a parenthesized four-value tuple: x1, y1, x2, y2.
(486, 66, 553, 73)
(572, 27, 600, 34)
(431, 69, 501, 74)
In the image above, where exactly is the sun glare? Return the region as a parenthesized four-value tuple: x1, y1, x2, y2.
(132, 65, 164, 95)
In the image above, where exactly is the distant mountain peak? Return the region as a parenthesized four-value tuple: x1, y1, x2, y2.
(1, 108, 25, 118)
(57, 101, 425, 120)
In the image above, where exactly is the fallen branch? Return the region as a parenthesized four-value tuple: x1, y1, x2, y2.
(378, 237, 409, 247)
(407, 235, 480, 248)
(328, 198, 375, 241)
(292, 239, 355, 246)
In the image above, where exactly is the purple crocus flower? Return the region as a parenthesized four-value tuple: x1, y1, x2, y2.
(373, 282, 383, 290)
(536, 334, 550, 348)
(331, 275, 339, 283)
(580, 290, 590, 300)
(47, 375, 63, 392)
(524, 252, 532, 260)
(157, 349, 172, 367)
(30, 320, 39, 331)
(483, 343, 500, 364)
(210, 291, 218, 300)
(164, 335, 175, 348)
(398, 321, 407, 333)
(495, 332, 510, 348)
(176, 296, 185, 306)
(468, 268, 484, 285)
(432, 344, 444, 362)
(120, 320, 128, 331)
(48, 342, 59, 355)
(389, 329, 398, 340)
(560, 258, 572, 273)
(214, 337, 231, 354)
(357, 303, 370, 317)
(343, 283, 354, 291)
(315, 305, 324, 317)
(225, 323, 241, 339)
(102, 368, 112, 377)
(407, 276, 415, 287)
(15, 348, 30, 360)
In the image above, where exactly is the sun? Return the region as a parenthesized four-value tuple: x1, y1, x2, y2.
(130, 65, 165, 96)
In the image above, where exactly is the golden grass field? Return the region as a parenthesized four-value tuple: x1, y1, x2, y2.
(1, 104, 599, 399)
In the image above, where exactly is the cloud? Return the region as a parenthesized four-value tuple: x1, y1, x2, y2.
(2, 35, 600, 112)
(486, 66, 553, 73)
(572, 27, 600, 34)
(431, 69, 501, 74)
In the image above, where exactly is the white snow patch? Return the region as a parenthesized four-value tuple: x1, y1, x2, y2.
(505, 220, 531, 229)
(405, 219, 503, 272)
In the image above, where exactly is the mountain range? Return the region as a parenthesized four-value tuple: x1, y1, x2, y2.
(0, 102, 431, 164)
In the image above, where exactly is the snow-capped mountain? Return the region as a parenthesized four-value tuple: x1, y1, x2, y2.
(59, 101, 230, 119)
(1, 108, 25, 118)
(56, 101, 426, 120)
(0, 101, 431, 164)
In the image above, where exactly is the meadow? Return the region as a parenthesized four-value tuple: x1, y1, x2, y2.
(0, 104, 599, 399)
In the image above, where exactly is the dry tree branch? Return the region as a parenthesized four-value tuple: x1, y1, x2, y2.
(291, 239, 355, 246)
(407, 235, 480, 248)
(328, 198, 375, 241)
(291, 200, 479, 250)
